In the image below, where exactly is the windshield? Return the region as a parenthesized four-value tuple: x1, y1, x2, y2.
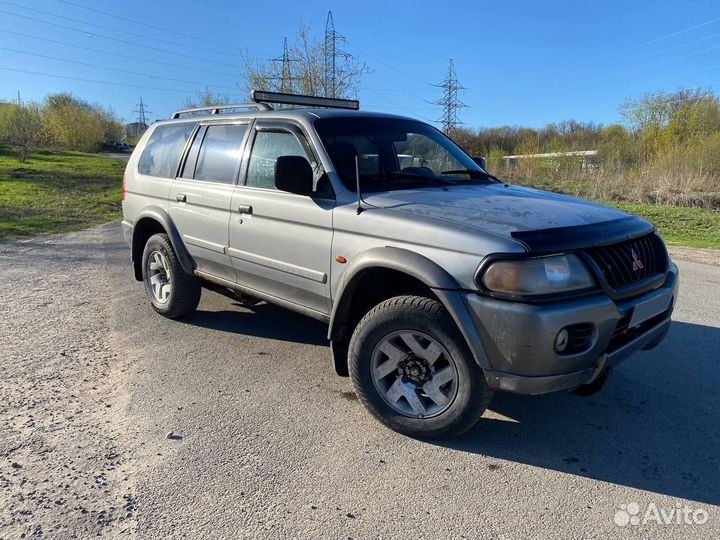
(315, 117, 494, 192)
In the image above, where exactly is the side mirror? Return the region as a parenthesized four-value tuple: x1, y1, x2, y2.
(473, 156, 487, 169)
(274, 155, 313, 196)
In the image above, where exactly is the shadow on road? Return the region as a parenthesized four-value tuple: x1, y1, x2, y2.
(182, 302, 329, 346)
(439, 321, 720, 506)
(178, 299, 719, 505)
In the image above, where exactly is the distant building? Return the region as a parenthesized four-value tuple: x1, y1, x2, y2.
(503, 150, 599, 172)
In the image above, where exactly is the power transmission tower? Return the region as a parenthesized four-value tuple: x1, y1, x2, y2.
(434, 59, 466, 134)
(324, 11, 349, 98)
(271, 37, 297, 93)
(134, 97, 150, 126)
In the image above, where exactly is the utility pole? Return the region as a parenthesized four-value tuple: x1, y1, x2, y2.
(134, 97, 150, 127)
(271, 37, 296, 93)
(324, 11, 349, 98)
(434, 59, 466, 135)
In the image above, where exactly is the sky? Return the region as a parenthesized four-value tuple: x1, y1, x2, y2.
(1, 0, 719, 128)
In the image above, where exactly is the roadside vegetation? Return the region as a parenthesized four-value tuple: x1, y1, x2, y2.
(0, 146, 123, 240)
(451, 88, 720, 249)
(0, 93, 123, 161)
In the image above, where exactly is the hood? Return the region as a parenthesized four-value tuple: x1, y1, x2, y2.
(362, 183, 631, 240)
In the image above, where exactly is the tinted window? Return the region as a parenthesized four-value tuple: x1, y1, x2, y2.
(194, 124, 248, 183)
(246, 131, 312, 190)
(138, 122, 197, 178)
(315, 117, 487, 192)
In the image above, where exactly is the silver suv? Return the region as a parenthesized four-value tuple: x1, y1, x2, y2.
(121, 91, 678, 439)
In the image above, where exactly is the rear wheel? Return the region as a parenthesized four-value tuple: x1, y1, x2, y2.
(141, 233, 201, 318)
(349, 295, 493, 439)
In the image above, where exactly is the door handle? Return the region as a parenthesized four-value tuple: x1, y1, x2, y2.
(176, 193, 187, 203)
(238, 204, 253, 215)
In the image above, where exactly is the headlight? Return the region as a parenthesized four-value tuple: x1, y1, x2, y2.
(479, 254, 595, 297)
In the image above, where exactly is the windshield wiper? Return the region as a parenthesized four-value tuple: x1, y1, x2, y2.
(440, 169, 500, 182)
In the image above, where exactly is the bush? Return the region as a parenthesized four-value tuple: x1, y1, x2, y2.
(0, 103, 45, 162)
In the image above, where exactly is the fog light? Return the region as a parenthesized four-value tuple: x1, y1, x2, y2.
(554, 328, 570, 353)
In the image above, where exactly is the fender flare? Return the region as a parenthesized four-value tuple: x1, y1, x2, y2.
(328, 246, 490, 370)
(131, 207, 195, 279)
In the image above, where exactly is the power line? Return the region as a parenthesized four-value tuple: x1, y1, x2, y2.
(653, 43, 720, 65)
(57, 0, 260, 53)
(343, 39, 434, 87)
(641, 31, 720, 57)
(0, 2, 253, 59)
(622, 15, 720, 51)
(0, 9, 242, 69)
(0, 65, 228, 94)
(0, 28, 241, 78)
(434, 59, 466, 134)
(362, 87, 437, 124)
(0, 46, 241, 92)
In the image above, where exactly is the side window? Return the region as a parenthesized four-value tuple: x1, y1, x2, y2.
(138, 122, 197, 178)
(194, 124, 248, 183)
(246, 130, 314, 190)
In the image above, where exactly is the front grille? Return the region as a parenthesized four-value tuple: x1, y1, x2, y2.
(585, 233, 668, 290)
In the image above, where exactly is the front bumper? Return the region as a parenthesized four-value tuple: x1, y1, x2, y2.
(465, 263, 679, 395)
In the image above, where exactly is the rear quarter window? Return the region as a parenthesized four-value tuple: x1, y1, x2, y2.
(138, 122, 197, 178)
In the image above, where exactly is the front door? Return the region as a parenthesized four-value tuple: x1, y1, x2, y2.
(169, 122, 251, 282)
(228, 122, 334, 315)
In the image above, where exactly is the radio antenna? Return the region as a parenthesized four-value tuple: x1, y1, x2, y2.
(355, 154, 364, 214)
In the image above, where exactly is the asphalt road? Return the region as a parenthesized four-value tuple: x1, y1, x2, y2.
(2, 222, 719, 539)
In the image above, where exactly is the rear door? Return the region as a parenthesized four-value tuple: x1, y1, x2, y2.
(168, 121, 251, 282)
(228, 121, 335, 315)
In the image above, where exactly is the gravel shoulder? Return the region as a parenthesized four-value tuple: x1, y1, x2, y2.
(0, 224, 136, 538)
(1, 222, 719, 539)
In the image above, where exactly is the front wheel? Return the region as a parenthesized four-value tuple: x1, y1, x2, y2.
(349, 295, 493, 439)
(141, 233, 201, 319)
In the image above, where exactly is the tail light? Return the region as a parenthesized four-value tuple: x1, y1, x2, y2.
(122, 173, 126, 201)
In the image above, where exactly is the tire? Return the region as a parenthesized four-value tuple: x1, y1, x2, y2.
(141, 233, 201, 319)
(349, 295, 493, 439)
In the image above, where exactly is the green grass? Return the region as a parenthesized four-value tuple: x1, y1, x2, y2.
(1, 146, 718, 250)
(0, 146, 124, 240)
(608, 202, 720, 250)
(513, 176, 720, 250)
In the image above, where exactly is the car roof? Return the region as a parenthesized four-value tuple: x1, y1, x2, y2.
(152, 107, 418, 128)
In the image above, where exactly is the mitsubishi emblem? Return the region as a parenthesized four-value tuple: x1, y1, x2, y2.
(631, 248, 644, 271)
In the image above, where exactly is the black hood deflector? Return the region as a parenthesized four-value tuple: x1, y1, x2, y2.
(511, 216, 655, 253)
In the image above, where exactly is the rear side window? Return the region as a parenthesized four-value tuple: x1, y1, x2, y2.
(194, 124, 248, 183)
(246, 131, 310, 189)
(138, 122, 197, 178)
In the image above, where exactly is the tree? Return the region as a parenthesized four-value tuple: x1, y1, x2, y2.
(242, 23, 368, 99)
(0, 103, 45, 162)
(598, 124, 635, 172)
(619, 88, 715, 161)
(182, 87, 234, 110)
(43, 93, 122, 152)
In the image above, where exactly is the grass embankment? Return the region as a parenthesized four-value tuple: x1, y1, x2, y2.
(0, 146, 124, 240)
(513, 177, 720, 250)
(0, 145, 717, 249)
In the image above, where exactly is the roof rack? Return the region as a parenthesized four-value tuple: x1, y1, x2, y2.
(170, 102, 272, 119)
(251, 90, 360, 110)
(169, 90, 360, 119)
